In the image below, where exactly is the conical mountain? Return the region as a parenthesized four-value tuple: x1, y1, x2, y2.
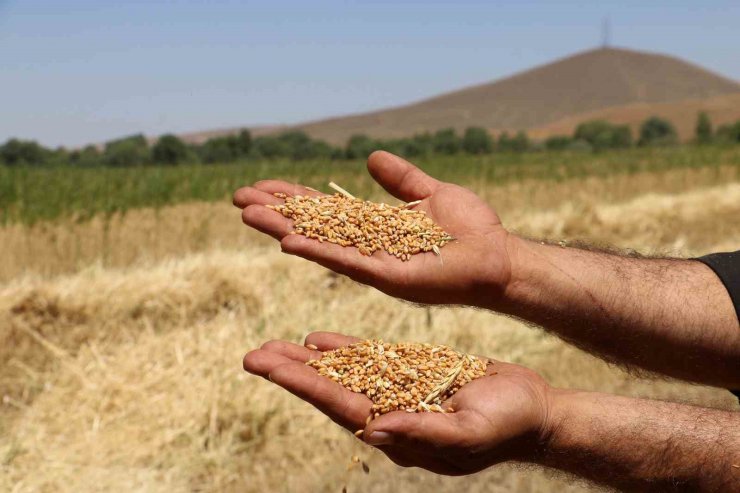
(184, 47, 740, 145)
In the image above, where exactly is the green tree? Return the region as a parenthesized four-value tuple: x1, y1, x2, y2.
(461, 127, 493, 154)
(199, 138, 235, 163)
(498, 131, 530, 152)
(638, 117, 678, 146)
(544, 135, 572, 151)
(251, 135, 288, 159)
(152, 134, 190, 165)
(432, 128, 460, 155)
(497, 132, 512, 151)
(574, 120, 632, 151)
(236, 129, 252, 155)
(345, 134, 378, 160)
(716, 121, 740, 143)
(611, 125, 633, 148)
(511, 131, 530, 152)
(198, 130, 252, 164)
(48, 147, 71, 166)
(103, 134, 149, 166)
(410, 133, 434, 156)
(695, 112, 713, 144)
(277, 131, 317, 160)
(69, 145, 102, 167)
(0, 138, 49, 166)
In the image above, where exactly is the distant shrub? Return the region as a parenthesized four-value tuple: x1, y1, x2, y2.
(235, 129, 252, 156)
(152, 134, 190, 165)
(199, 138, 235, 163)
(566, 139, 594, 152)
(461, 127, 493, 154)
(0, 138, 49, 166)
(69, 145, 102, 167)
(345, 134, 379, 160)
(103, 134, 149, 167)
(432, 128, 460, 155)
(276, 131, 335, 160)
(544, 135, 572, 151)
(638, 117, 678, 146)
(406, 133, 434, 157)
(198, 129, 252, 164)
(716, 121, 740, 143)
(695, 112, 713, 144)
(498, 131, 530, 152)
(251, 135, 288, 159)
(574, 120, 632, 151)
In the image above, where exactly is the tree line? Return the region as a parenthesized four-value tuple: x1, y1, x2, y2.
(2, 113, 740, 167)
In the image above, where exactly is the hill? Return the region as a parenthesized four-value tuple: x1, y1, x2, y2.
(528, 92, 740, 142)
(181, 47, 739, 145)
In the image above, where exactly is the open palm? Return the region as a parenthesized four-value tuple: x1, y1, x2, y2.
(243, 332, 552, 475)
(233, 151, 512, 305)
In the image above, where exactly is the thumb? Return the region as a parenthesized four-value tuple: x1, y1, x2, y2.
(367, 151, 441, 202)
(363, 410, 464, 449)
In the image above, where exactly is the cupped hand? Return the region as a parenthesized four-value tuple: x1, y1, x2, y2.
(243, 331, 553, 475)
(232, 151, 513, 306)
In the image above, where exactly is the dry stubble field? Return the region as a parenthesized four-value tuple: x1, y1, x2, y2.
(1, 164, 739, 492)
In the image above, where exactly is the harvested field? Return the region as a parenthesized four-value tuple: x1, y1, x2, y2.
(1, 165, 739, 492)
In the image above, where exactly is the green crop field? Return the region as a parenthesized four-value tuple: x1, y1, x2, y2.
(2, 146, 739, 225)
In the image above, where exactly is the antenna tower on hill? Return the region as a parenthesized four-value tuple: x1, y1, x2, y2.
(602, 16, 611, 48)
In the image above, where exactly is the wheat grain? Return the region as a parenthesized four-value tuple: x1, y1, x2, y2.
(307, 339, 488, 417)
(266, 189, 452, 261)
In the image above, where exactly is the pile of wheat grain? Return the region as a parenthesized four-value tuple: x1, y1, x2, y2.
(307, 339, 488, 419)
(267, 189, 452, 260)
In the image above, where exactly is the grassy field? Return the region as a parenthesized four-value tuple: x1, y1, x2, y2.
(1, 146, 739, 225)
(1, 149, 739, 492)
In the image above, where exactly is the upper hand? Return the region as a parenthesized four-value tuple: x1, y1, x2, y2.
(243, 332, 554, 475)
(233, 151, 513, 306)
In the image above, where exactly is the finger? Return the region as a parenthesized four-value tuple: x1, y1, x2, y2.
(305, 332, 361, 351)
(252, 179, 325, 198)
(280, 234, 385, 287)
(233, 186, 283, 208)
(364, 410, 467, 449)
(268, 361, 371, 430)
(367, 151, 441, 202)
(242, 205, 293, 241)
(242, 349, 295, 378)
(260, 340, 323, 362)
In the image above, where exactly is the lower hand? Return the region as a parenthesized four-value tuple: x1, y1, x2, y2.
(243, 331, 554, 475)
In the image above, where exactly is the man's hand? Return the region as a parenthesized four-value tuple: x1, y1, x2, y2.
(243, 331, 553, 475)
(233, 151, 513, 305)
(234, 150, 740, 387)
(244, 332, 740, 490)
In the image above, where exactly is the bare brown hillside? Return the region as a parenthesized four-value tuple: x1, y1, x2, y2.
(528, 92, 740, 142)
(181, 47, 739, 145)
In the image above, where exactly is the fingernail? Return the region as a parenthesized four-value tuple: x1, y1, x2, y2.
(365, 431, 393, 446)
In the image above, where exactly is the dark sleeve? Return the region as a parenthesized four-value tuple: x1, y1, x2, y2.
(695, 251, 740, 401)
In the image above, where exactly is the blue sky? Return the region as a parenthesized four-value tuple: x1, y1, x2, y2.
(1, 0, 738, 147)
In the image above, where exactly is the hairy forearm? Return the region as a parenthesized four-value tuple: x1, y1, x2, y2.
(486, 236, 740, 387)
(538, 390, 740, 491)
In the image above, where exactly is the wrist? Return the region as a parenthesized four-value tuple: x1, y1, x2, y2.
(473, 233, 537, 312)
